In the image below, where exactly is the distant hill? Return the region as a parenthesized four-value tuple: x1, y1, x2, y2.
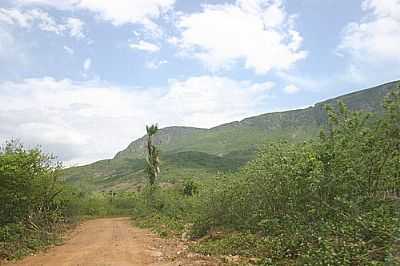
(62, 80, 399, 191)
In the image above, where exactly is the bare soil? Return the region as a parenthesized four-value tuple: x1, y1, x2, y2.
(5, 218, 220, 266)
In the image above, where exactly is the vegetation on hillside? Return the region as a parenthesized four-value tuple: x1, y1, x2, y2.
(62, 81, 399, 191)
(2, 83, 399, 264)
(130, 88, 400, 265)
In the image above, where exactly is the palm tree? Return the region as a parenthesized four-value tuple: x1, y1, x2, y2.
(145, 124, 160, 186)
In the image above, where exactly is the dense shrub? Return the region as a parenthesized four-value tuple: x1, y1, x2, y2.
(130, 184, 201, 237)
(0, 141, 81, 259)
(77, 191, 136, 217)
(191, 90, 400, 264)
(132, 89, 400, 265)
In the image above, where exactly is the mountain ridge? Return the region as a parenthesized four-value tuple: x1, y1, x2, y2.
(62, 80, 399, 191)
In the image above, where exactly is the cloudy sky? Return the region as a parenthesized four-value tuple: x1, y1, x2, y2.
(0, 0, 399, 166)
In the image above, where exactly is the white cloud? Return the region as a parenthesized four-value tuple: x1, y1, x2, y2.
(283, 84, 300, 94)
(0, 8, 33, 27)
(129, 40, 160, 53)
(63, 45, 74, 55)
(83, 58, 91, 71)
(339, 0, 400, 66)
(167, 36, 179, 45)
(145, 59, 167, 69)
(31, 9, 66, 34)
(66, 17, 85, 39)
(14, 0, 79, 9)
(15, 0, 175, 30)
(173, 0, 307, 74)
(78, 0, 175, 33)
(362, 0, 400, 19)
(276, 71, 333, 92)
(0, 27, 16, 58)
(161, 76, 273, 127)
(0, 76, 273, 165)
(0, 23, 29, 66)
(337, 0, 400, 84)
(0, 8, 85, 39)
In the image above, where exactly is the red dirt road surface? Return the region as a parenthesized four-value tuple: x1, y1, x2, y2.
(5, 218, 219, 266)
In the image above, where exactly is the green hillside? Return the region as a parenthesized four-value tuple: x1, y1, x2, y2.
(62, 80, 399, 190)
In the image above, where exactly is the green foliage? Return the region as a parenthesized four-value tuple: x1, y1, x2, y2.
(192, 89, 400, 264)
(0, 140, 61, 225)
(76, 191, 135, 217)
(63, 81, 399, 191)
(146, 124, 160, 186)
(130, 87, 400, 265)
(182, 178, 198, 196)
(191, 232, 273, 257)
(0, 141, 80, 259)
(130, 184, 200, 237)
(0, 140, 136, 260)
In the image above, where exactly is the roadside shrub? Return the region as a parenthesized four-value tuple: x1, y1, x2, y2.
(131, 184, 200, 236)
(68, 190, 135, 218)
(192, 89, 400, 264)
(0, 141, 80, 259)
(130, 88, 400, 264)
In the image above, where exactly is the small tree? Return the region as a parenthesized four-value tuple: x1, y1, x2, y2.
(145, 124, 160, 186)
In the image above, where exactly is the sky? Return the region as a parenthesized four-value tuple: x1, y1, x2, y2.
(0, 0, 399, 166)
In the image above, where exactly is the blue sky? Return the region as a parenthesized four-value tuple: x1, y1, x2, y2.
(0, 0, 399, 165)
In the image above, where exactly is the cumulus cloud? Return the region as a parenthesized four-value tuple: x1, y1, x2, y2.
(0, 8, 33, 27)
(66, 17, 85, 39)
(14, 0, 79, 9)
(83, 58, 91, 71)
(129, 40, 160, 53)
(78, 0, 174, 30)
(0, 23, 29, 67)
(173, 0, 307, 74)
(283, 84, 300, 94)
(339, 0, 400, 62)
(63, 45, 74, 55)
(0, 27, 16, 58)
(15, 0, 175, 31)
(81, 58, 92, 78)
(0, 8, 85, 39)
(160, 76, 273, 127)
(32, 9, 66, 34)
(145, 59, 167, 69)
(0, 76, 273, 165)
(338, 0, 400, 83)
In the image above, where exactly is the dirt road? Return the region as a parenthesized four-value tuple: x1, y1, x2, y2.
(7, 218, 219, 266)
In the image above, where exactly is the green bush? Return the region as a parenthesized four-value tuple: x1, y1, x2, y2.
(77, 191, 135, 217)
(129, 89, 400, 264)
(0, 141, 81, 259)
(191, 89, 400, 264)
